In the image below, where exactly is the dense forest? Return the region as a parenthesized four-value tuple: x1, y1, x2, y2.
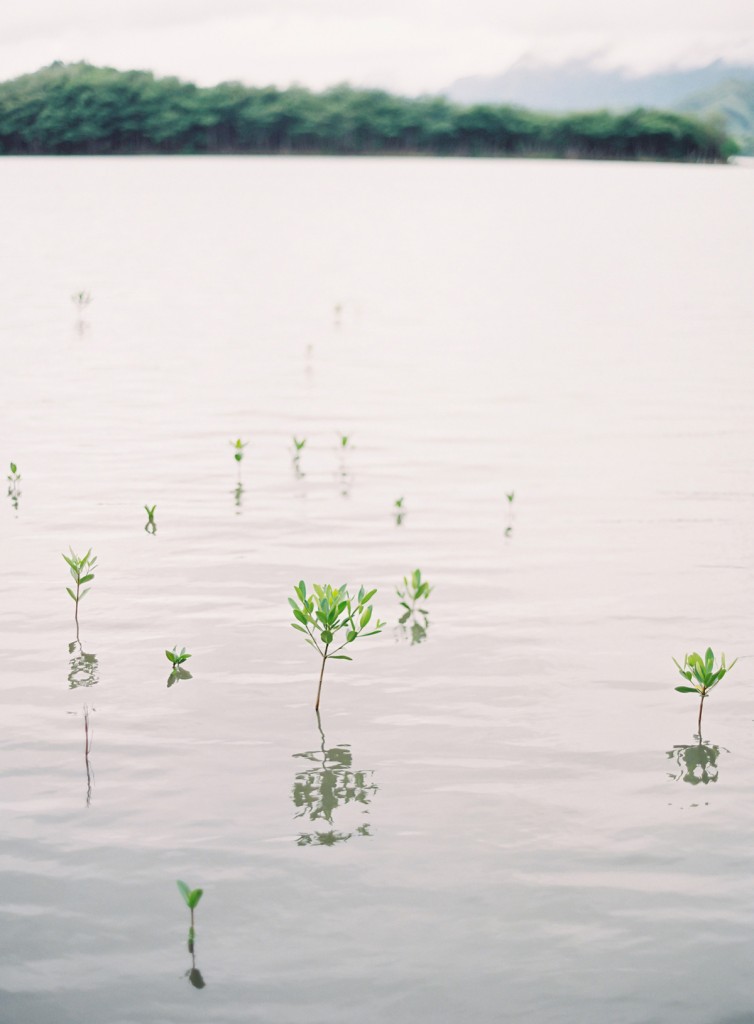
(0, 62, 738, 162)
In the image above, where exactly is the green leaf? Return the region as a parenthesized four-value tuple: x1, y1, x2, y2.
(291, 623, 307, 633)
(62, 554, 75, 568)
(362, 589, 377, 603)
(9, 463, 16, 474)
(166, 650, 176, 664)
(321, 630, 333, 644)
(176, 880, 191, 907)
(188, 888, 203, 909)
(293, 608, 307, 625)
(346, 630, 357, 642)
(330, 655, 353, 660)
(675, 686, 699, 693)
(79, 574, 94, 585)
(298, 581, 306, 598)
(360, 606, 372, 629)
(66, 587, 75, 601)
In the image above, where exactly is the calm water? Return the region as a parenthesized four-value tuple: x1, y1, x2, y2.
(1, 156, 754, 1024)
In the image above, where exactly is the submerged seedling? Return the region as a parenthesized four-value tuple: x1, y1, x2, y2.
(673, 648, 737, 734)
(289, 582, 384, 711)
(230, 438, 248, 463)
(144, 504, 157, 534)
(63, 547, 97, 641)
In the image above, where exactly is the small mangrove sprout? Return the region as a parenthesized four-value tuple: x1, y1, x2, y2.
(673, 648, 737, 734)
(397, 569, 433, 619)
(230, 438, 248, 463)
(166, 646, 192, 687)
(63, 547, 97, 641)
(7, 462, 21, 511)
(144, 504, 157, 534)
(177, 880, 203, 948)
(506, 491, 515, 504)
(394, 496, 405, 525)
(289, 582, 384, 711)
(293, 437, 307, 454)
(292, 437, 307, 478)
(71, 290, 93, 311)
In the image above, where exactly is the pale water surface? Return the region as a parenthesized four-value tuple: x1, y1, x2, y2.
(1, 156, 754, 1024)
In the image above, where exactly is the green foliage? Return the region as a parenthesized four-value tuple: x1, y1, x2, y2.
(397, 569, 433, 616)
(230, 438, 248, 463)
(292, 437, 306, 451)
(8, 462, 19, 480)
(0, 62, 735, 162)
(62, 548, 97, 631)
(176, 880, 203, 911)
(506, 491, 515, 504)
(394, 497, 404, 509)
(166, 646, 191, 666)
(672, 648, 736, 695)
(289, 581, 384, 709)
(339, 435, 350, 448)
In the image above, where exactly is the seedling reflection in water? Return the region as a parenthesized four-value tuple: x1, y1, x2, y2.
(397, 569, 433, 645)
(144, 504, 157, 534)
(394, 497, 405, 526)
(62, 547, 97, 641)
(289, 582, 384, 711)
(673, 648, 737, 734)
(166, 646, 192, 687)
(667, 737, 727, 786)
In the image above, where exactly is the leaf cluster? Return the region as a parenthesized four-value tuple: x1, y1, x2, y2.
(673, 648, 736, 696)
(176, 880, 203, 910)
(166, 646, 191, 666)
(62, 547, 97, 602)
(289, 581, 384, 660)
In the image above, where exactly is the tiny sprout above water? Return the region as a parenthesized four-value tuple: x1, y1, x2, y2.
(673, 648, 737, 734)
(289, 582, 384, 712)
(166, 646, 191, 667)
(144, 504, 157, 534)
(63, 547, 97, 641)
(339, 435, 350, 448)
(230, 438, 248, 463)
(506, 491, 515, 504)
(293, 437, 307, 452)
(71, 290, 92, 310)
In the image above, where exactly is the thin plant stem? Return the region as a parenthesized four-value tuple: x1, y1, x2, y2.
(75, 578, 80, 641)
(315, 644, 330, 711)
(698, 693, 705, 736)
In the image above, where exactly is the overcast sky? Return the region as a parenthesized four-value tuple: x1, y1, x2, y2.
(2, 0, 753, 92)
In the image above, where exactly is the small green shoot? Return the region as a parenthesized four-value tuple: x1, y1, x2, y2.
(230, 438, 248, 463)
(166, 646, 191, 666)
(673, 648, 737, 734)
(144, 504, 157, 534)
(289, 582, 384, 711)
(71, 290, 92, 310)
(293, 437, 307, 452)
(177, 880, 203, 953)
(506, 491, 515, 504)
(7, 462, 21, 511)
(394, 496, 405, 525)
(63, 547, 97, 641)
(339, 435, 350, 449)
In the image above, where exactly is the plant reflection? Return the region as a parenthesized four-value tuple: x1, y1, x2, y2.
(398, 608, 431, 645)
(233, 480, 244, 514)
(292, 713, 377, 846)
(666, 735, 728, 785)
(184, 919, 205, 989)
(6, 463, 21, 513)
(83, 704, 94, 806)
(68, 640, 99, 689)
(167, 667, 193, 688)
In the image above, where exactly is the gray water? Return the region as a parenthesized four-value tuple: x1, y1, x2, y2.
(1, 156, 753, 1024)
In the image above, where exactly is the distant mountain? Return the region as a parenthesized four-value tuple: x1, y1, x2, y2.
(678, 78, 754, 154)
(445, 58, 754, 113)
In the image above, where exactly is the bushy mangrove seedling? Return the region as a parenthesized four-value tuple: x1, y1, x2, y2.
(673, 648, 737, 734)
(397, 569, 433, 619)
(230, 438, 248, 463)
(144, 504, 157, 534)
(63, 547, 97, 640)
(166, 646, 192, 686)
(289, 582, 384, 711)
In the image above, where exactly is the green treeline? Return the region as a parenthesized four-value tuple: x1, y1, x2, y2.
(0, 62, 737, 162)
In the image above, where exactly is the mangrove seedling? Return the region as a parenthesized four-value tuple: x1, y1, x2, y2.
(166, 646, 192, 687)
(177, 880, 203, 949)
(63, 547, 97, 641)
(506, 491, 515, 504)
(289, 582, 384, 711)
(71, 290, 92, 311)
(7, 462, 20, 511)
(397, 569, 433, 620)
(394, 496, 405, 525)
(293, 437, 307, 453)
(292, 437, 307, 478)
(673, 648, 737, 734)
(144, 504, 157, 534)
(230, 438, 248, 463)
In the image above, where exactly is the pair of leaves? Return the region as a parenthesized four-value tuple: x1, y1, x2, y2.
(177, 880, 203, 910)
(293, 437, 306, 451)
(144, 504, 156, 518)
